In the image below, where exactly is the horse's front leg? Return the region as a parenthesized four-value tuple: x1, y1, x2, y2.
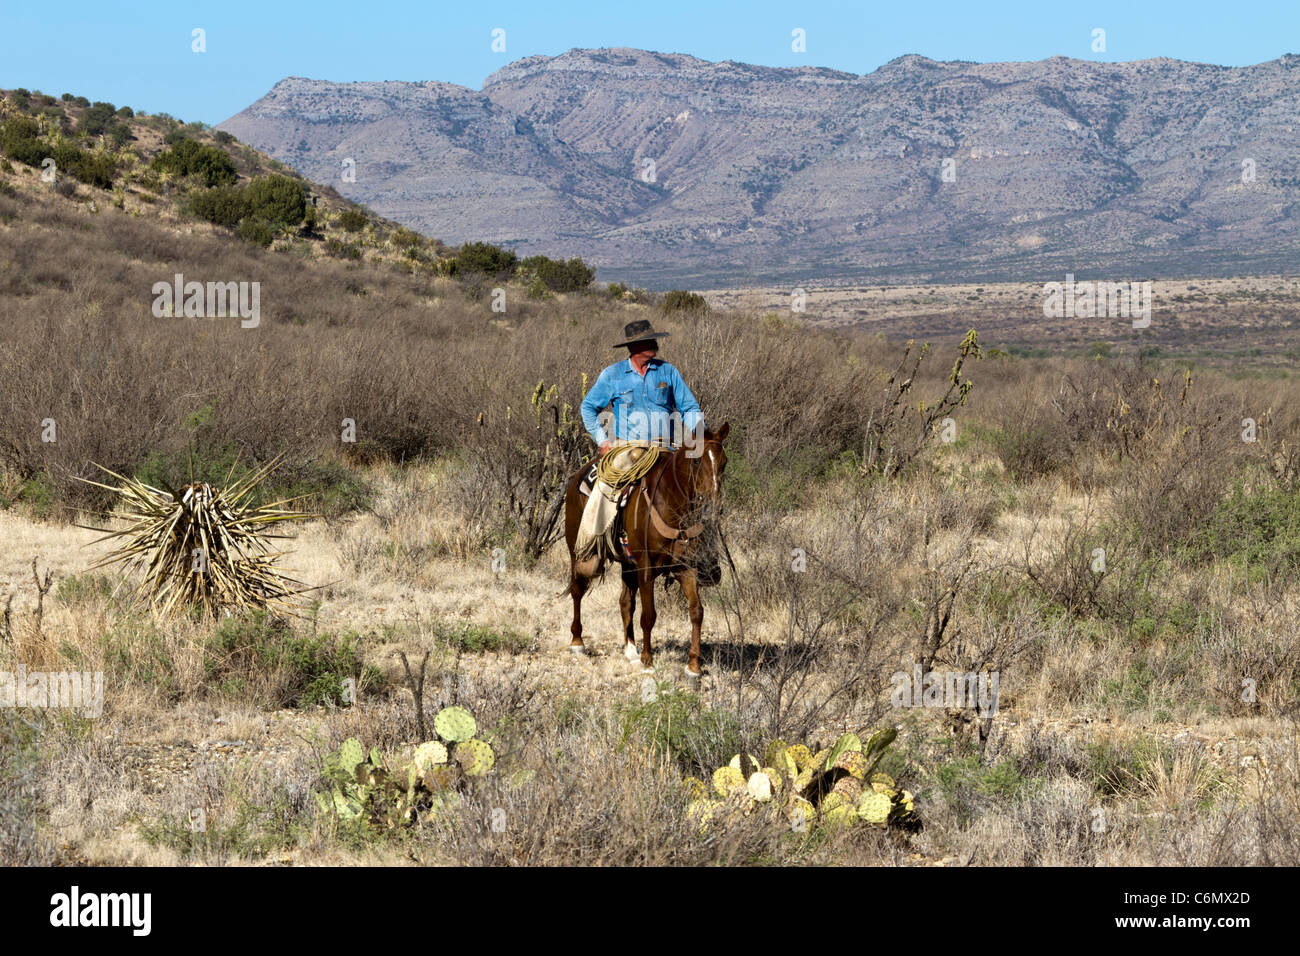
(677, 568, 704, 678)
(569, 566, 591, 655)
(637, 563, 657, 673)
(620, 564, 639, 663)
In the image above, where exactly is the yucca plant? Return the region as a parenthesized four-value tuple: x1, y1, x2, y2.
(76, 455, 312, 617)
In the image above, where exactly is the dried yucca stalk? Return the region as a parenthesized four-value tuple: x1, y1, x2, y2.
(76, 456, 313, 618)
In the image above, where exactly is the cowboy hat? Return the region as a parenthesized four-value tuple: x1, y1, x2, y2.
(612, 319, 671, 349)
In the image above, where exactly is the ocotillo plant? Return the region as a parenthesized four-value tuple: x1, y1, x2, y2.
(76, 455, 312, 617)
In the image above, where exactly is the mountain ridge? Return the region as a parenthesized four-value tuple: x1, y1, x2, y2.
(220, 48, 1300, 287)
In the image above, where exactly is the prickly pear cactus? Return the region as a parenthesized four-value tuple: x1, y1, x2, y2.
(317, 706, 500, 832)
(338, 738, 365, 777)
(712, 765, 745, 798)
(858, 790, 893, 826)
(787, 744, 813, 771)
(456, 738, 496, 777)
(434, 706, 477, 743)
(684, 727, 918, 835)
(823, 732, 862, 772)
(413, 741, 449, 771)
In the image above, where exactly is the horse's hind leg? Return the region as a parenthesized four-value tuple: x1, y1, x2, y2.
(569, 567, 591, 655)
(620, 565, 638, 662)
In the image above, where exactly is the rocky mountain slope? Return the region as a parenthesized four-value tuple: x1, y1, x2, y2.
(220, 49, 1300, 287)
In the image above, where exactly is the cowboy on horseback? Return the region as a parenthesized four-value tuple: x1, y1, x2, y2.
(564, 318, 728, 677)
(573, 319, 704, 564)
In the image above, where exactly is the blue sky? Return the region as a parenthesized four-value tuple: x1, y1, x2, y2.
(2, 0, 1295, 124)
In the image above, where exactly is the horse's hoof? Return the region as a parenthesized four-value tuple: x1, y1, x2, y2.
(569, 645, 586, 657)
(641, 665, 656, 674)
(624, 643, 640, 662)
(684, 666, 701, 679)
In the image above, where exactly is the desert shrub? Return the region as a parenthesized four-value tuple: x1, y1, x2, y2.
(70, 95, 90, 108)
(390, 226, 420, 250)
(78, 101, 117, 136)
(1184, 480, 1300, 578)
(337, 208, 368, 233)
(519, 254, 594, 293)
(152, 137, 238, 187)
(0, 116, 47, 167)
(189, 185, 247, 227)
(990, 421, 1073, 482)
(326, 237, 362, 260)
(616, 685, 744, 777)
(203, 611, 381, 707)
(64, 148, 116, 189)
(432, 621, 531, 654)
(115, 105, 133, 118)
(243, 174, 305, 226)
(450, 241, 517, 278)
(661, 289, 707, 313)
(213, 129, 235, 145)
(237, 217, 275, 247)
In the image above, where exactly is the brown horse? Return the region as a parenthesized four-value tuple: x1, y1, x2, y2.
(564, 424, 729, 677)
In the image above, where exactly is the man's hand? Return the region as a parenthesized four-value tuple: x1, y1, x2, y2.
(598, 441, 612, 456)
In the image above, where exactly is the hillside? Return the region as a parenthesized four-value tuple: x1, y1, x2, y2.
(221, 49, 1300, 287)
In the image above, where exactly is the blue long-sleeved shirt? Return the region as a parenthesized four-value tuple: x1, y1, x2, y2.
(581, 357, 703, 446)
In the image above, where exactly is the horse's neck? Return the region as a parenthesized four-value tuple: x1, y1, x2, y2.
(651, 450, 694, 514)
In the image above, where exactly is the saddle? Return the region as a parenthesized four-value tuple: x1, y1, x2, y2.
(574, 452, 642, 562)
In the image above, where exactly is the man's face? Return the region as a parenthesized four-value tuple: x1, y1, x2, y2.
(628, 341, 658, 361)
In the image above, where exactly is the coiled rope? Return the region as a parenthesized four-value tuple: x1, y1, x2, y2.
(595, 441, 664, 488)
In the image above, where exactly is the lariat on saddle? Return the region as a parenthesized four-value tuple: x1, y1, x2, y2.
(595, 441, 663, 488)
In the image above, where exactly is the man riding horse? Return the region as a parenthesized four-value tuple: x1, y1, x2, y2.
(565, 319, 729, 677)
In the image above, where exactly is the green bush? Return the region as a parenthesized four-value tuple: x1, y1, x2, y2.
(243, 174, 305, 226)
(237, 218, 275, 247)
(661, 289, 707, 314)
(520, 254, 594, 293)
(337, 208, 368, 233)
(0, 116, 48, 167)
(432, 621, 531, 653)
(1184, 480, 1300, 577)
(190, 185, 247, 227)
(450, 241, 517, 278)
(152, 137, 238, 187)
(204, 611, 381, 707)
(78, 101, 118, 136)
(616, 685, 743, 777)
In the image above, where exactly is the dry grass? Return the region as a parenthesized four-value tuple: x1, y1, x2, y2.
(4, 111, 1300, 865)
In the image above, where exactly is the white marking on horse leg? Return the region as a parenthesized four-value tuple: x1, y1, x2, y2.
(569, 645, 586, 657)
(624, 641, 640, 662)
(684, 664, 700, 679)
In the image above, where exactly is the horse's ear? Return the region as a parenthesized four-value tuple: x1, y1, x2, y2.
(716, 422, 730, 442)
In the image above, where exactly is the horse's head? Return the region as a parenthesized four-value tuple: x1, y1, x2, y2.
(685, 422, 729, 584)
(689, 422, 729, 506)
